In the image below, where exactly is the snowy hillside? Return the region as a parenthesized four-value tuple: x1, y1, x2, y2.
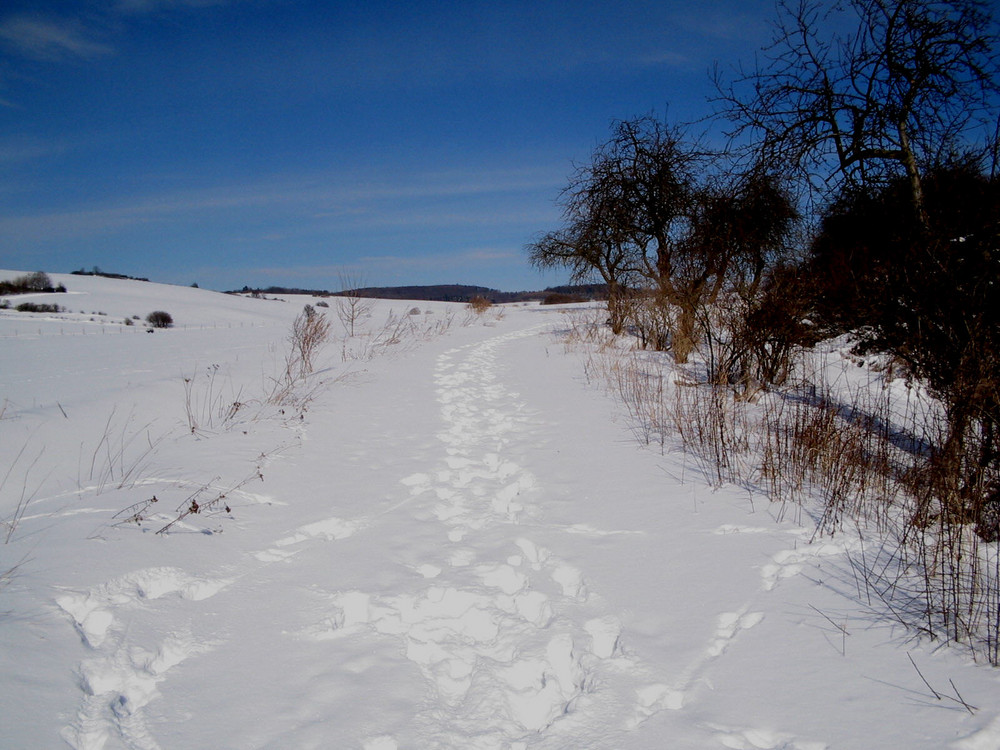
(1, 271, 999, 749)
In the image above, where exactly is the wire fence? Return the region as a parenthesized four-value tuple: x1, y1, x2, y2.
(0, 319, 280, 339)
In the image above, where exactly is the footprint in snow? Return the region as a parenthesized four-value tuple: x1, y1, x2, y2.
(706, 609, 765, 658)
(57, 568, 227, 750)
(56, 567, 229, 649)
(251, 514, 366, 562)
(760, 540, 848, 592)
(299, 539, 633, 739)
(628, 607, 764, 730)
(709, 723, 828, 750)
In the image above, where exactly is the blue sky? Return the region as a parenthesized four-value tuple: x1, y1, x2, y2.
(0, 0, 774, 292)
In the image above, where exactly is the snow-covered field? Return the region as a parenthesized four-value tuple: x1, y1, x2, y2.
(1, 271, 998, 749)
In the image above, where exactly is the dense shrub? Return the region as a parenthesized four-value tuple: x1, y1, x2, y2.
(146, 311, 174, 328)
(712, 264, 819, 393)
(808, 164, 1000, 536)
(0, 271, 64, 295)
(15, 302, 62, 313)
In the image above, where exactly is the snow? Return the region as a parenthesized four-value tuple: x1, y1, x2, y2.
(2, 270, 1000, 749)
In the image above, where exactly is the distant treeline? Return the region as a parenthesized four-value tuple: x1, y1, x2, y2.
(71, 269, 150, 282)
(0, 271, 66, 295)
(229, 283, 609, 304)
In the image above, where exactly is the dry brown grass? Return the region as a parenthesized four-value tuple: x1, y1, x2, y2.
(289, 305, 332, 378)
(466, 296, 493, 315)
(561, 307, 1000, 664)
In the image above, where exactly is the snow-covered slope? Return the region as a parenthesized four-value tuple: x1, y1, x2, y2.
(1, 272, 998, 749)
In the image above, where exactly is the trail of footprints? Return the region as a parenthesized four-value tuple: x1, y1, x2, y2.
(302, 331, 652, 745)
(308, 331, 636, 744)
(302, 536, 617, 737)
(54, 329, 834, 749)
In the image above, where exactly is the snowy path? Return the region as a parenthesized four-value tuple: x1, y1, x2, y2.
(259, 325, 661, 748)
(323, 327, 649, 747)
(47, 322, 763, 749)
(3, 284, 1000, 749)
(44, 322, 659, 750)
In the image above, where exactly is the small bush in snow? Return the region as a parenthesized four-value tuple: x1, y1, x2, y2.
(288, 304, 331, 378)
(467, 296, 492, 314)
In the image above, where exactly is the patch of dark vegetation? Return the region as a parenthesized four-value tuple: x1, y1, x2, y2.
(541, 292, 589, 305)
(541, 284, 609, 300)
(228, 283, 607, 304)
(0, 271, 66, 295)
(146, 310, 173, 328)
(70, 267, 149, 282)
(15, 302, 63, 313)
(530, 0, 1000, 664)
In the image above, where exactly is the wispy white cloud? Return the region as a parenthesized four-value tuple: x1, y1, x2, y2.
(240, 247, 522, 282)
(636, 50, 693, 69)
(0, 1, 235, 66)
(359, 248, 520, 268)
(0, 135, 70, 164)
(114, 0, 231, 14)
(668, 6, 770, 43)
(0, 15, 114, 61)
(0, 165, 561, 245)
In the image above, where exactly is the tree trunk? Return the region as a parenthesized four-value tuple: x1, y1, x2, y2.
(898, 119, 929, 229)
(672, 302, 697, 364)
(606, 281, 627, 335)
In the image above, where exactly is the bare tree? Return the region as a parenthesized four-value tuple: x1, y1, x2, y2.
(529, 116, 797, 362)
(716, 0, 1000, 222)
(528, 116, 706, 342)
(335, 270, 375, 337)
(528, 210, 638, 334)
